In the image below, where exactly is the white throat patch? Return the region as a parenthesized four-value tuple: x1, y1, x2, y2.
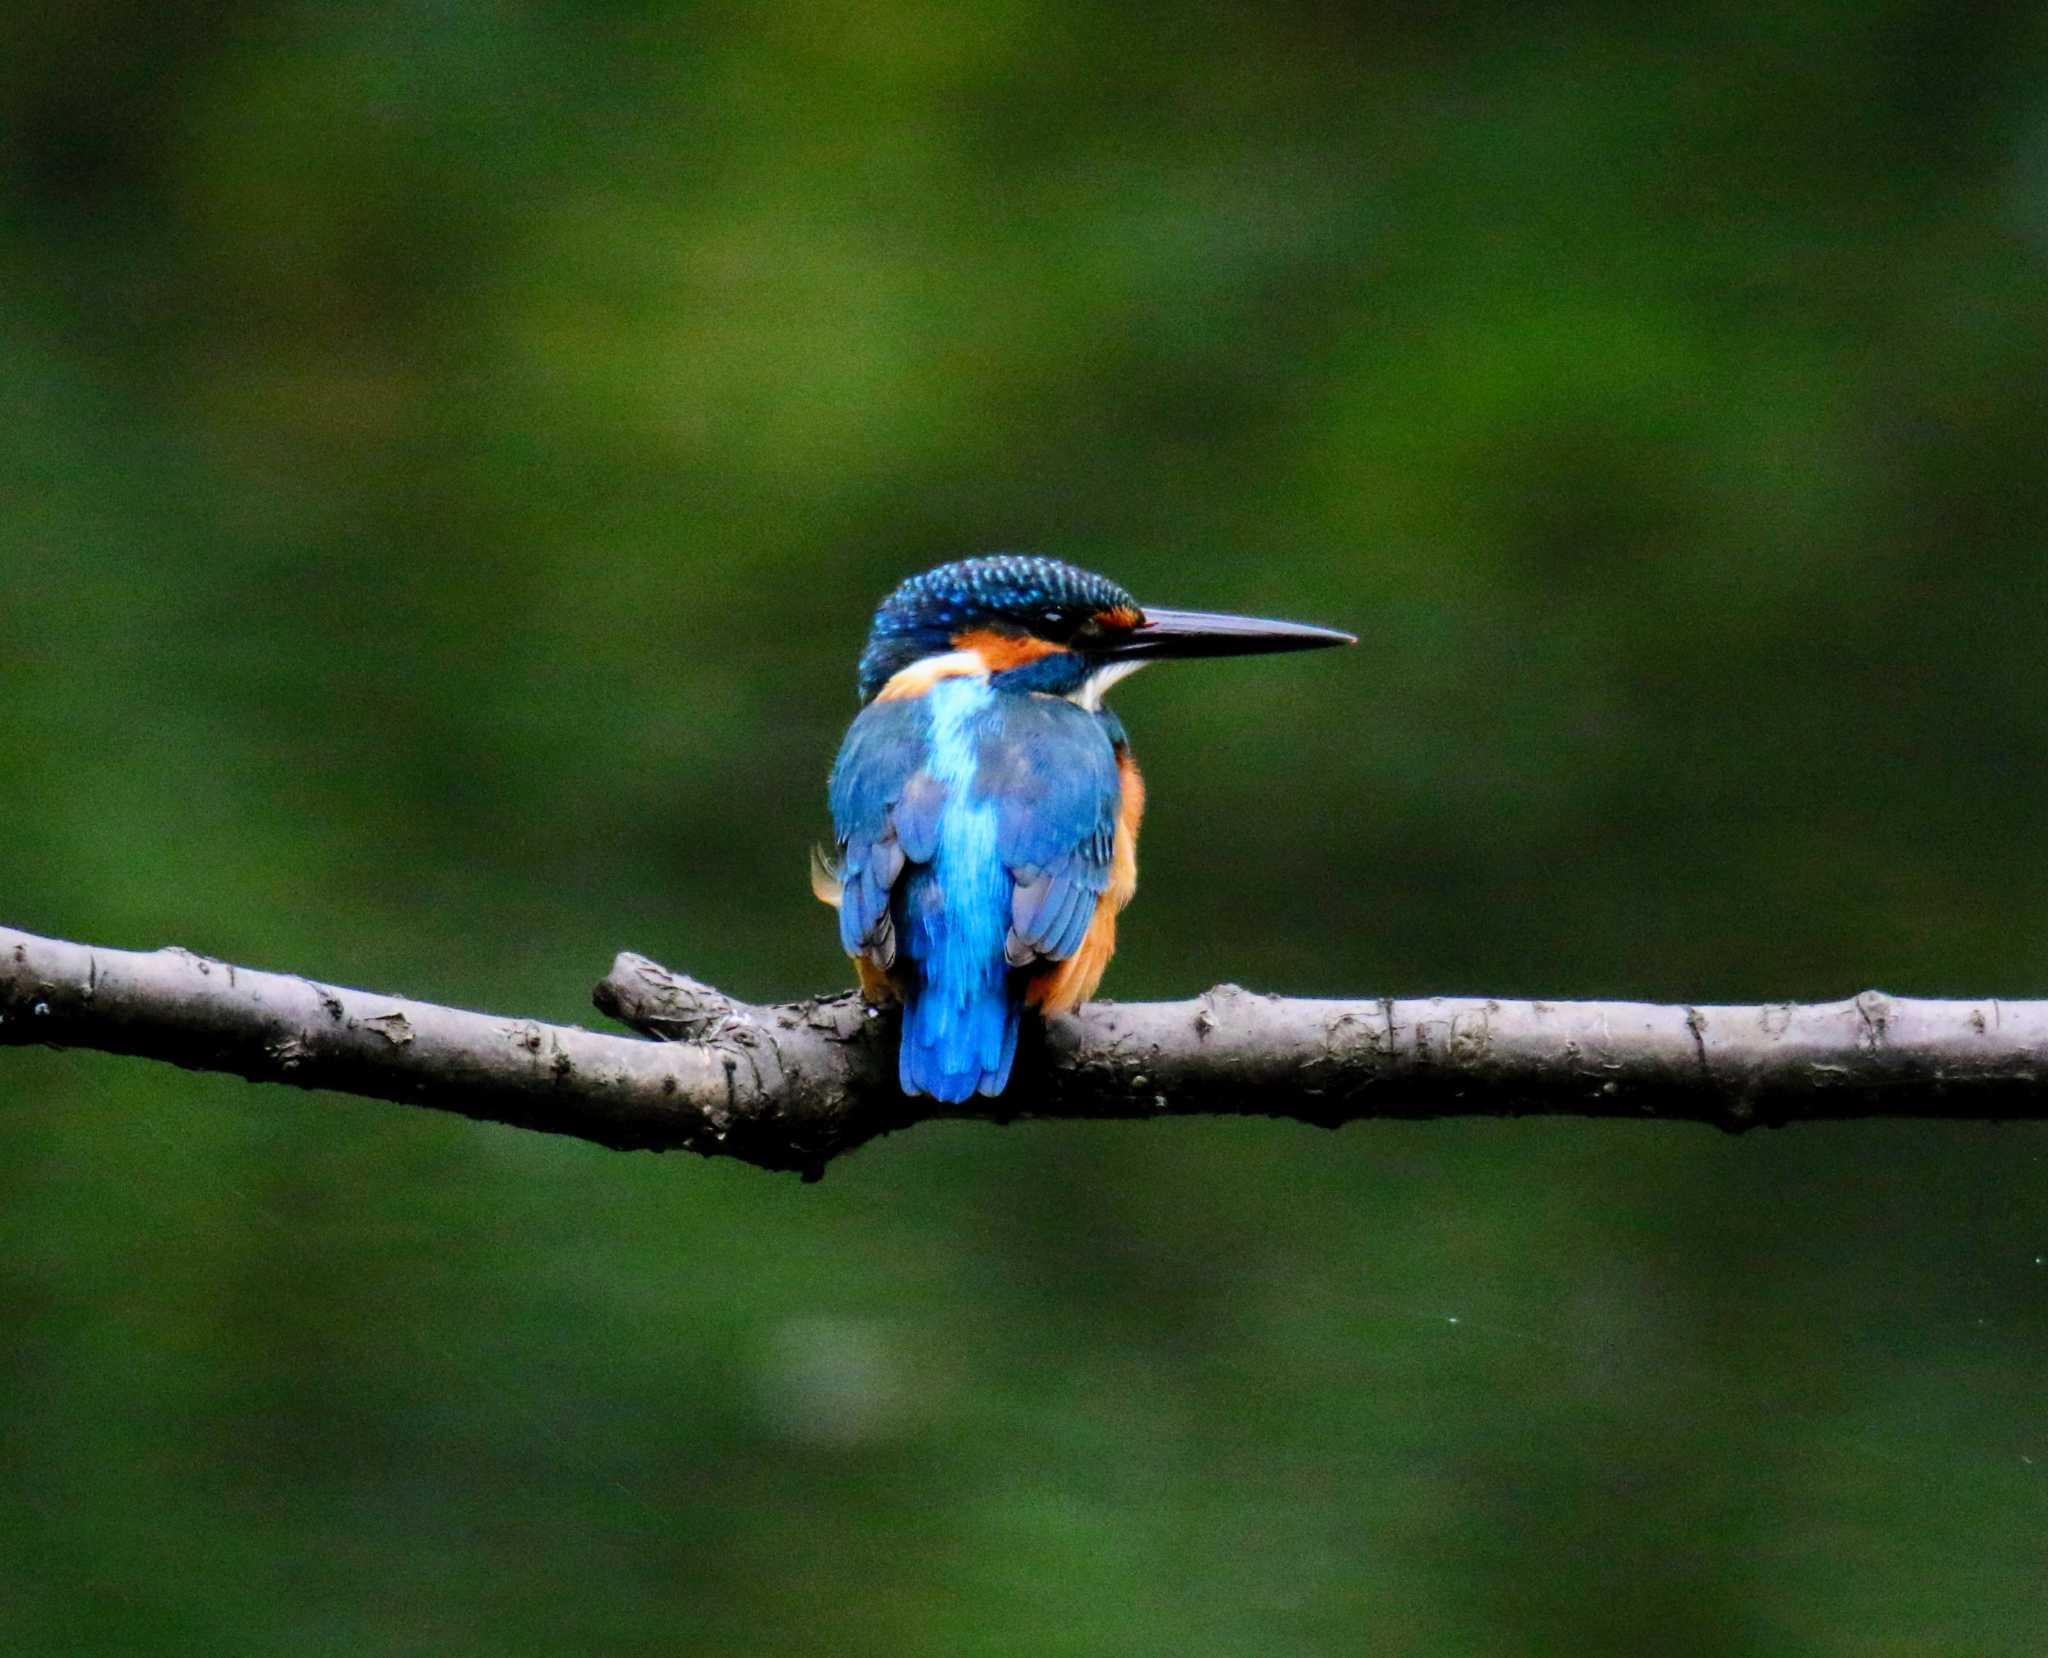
(1068, 660, 1149, 711)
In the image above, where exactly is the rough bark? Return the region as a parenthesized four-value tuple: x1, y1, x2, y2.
(3, 923, 2044, 1177)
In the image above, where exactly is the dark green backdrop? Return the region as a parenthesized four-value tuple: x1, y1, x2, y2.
(5, 3, 2047, 1652)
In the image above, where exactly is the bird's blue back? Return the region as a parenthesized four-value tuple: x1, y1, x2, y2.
(829, 678, 1121, 1102)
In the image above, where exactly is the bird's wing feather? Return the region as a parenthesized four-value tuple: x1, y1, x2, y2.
(978, 696, 1120, 967)
(828, 698, 937, 967)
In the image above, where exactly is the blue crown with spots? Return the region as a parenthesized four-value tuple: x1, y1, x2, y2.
(857, 555, 1139, 700)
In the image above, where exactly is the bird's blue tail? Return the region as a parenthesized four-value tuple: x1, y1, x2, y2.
(898, 863, 1019, 1103)
(899, 977, 1019, 1103)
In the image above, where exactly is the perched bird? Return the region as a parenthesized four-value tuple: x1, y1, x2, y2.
(815, 555, 1352, 1103)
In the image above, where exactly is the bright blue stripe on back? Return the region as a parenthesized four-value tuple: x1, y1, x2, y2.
(898, 676, 1019, 1102)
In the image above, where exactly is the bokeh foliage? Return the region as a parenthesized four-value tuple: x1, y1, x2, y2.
(5, 2, 2048, 1652)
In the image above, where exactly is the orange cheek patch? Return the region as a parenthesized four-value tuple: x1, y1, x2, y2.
(951, 628, 1066, 672)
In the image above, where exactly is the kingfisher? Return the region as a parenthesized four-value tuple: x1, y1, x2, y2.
(814, 554, 1353, 1104)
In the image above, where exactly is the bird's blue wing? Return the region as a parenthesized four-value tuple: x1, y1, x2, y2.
(973, 697, 1120, 967)
(827, 697, 945, 968)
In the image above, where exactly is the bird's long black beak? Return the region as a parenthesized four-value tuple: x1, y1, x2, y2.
(1103, 606, 1357, 662)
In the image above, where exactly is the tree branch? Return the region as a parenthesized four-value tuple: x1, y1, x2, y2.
(3, 922, 2043, 1176)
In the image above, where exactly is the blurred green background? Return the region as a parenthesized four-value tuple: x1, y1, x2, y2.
(5, 2, 2047, 1653)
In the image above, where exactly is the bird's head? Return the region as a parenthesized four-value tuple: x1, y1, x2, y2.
(856, 554, 1354, 705)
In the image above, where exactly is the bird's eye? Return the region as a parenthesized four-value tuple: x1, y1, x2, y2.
(1040, 609, 1067, 629)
